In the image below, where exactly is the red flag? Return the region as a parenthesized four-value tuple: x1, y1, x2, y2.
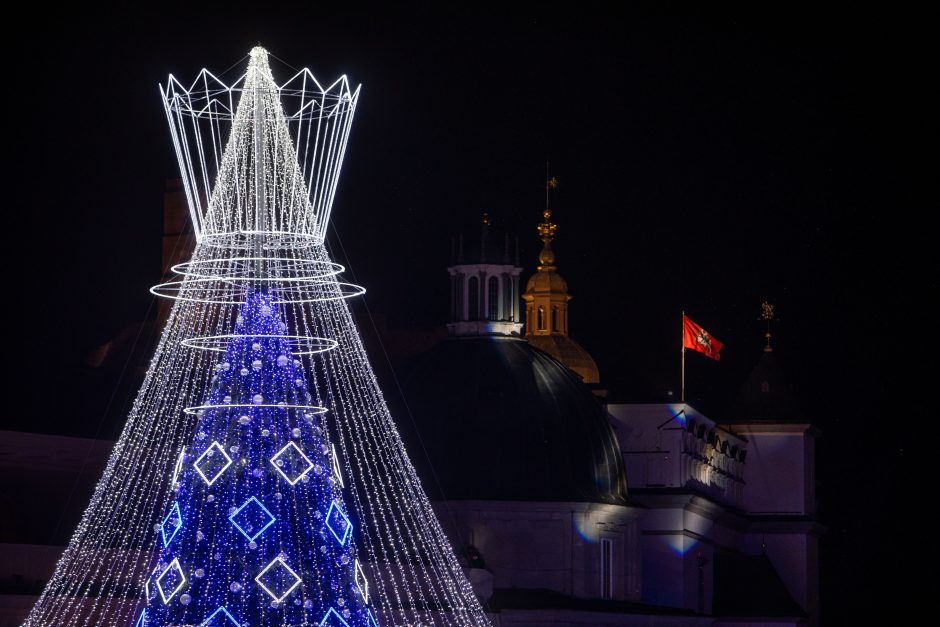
(683, 315, 723, 361)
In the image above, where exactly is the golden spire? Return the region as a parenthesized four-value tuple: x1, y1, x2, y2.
(522, 170, 600, 384)
(537, 173, 558, 269)
(760, 301, 778, 352)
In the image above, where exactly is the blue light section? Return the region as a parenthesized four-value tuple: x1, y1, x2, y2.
(667, 403, 689, 427)
(320, 607, 352, 627)
(143, 291, 376, 626)
(366, 609, 380, 626)
(228, 496, 276, 542)
(326, 500, 353, 545)
(133, 609, 147, 627)
(160, 502, 183, 547)
(200, 606, 241, 626)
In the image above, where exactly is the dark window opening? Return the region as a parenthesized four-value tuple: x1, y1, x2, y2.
(601, 538, 613, 599)
(488, 276, 499, 320)
(467, 277, 479, 320)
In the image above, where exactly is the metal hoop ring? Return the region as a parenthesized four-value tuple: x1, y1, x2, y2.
(171, 257, 344, 281)
(183, 403, 328, 416)
(181, 334, 338, 355)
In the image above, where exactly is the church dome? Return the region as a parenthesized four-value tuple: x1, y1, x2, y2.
(524, 268, 568, 293)
(398, 336, 628, 504)
(526, 334, 600, 384)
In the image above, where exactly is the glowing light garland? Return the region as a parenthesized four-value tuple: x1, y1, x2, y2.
(181, 334, 339, 355)
(23, 47, 490, 627)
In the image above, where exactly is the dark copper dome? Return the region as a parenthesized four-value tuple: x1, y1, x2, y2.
(399, 336, 628, 504)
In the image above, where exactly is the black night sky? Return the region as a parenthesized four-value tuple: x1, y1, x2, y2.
(6, 7, 926, 623)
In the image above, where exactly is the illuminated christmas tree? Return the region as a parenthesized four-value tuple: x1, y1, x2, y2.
(24, 48, 490, 627)
(143, 291, 375, 626)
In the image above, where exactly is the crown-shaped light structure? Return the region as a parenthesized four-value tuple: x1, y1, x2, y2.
(161, 47, 359, 246)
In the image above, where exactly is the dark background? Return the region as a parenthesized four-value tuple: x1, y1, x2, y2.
(6, 6, 927, 622)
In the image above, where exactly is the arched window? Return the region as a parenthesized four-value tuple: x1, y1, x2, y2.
(551, 306, 559, 331)
(488, 276, 499, 320)
(467, 276, 479, 320)
(537, 306, 545, 330)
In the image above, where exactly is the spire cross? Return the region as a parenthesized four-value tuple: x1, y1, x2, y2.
(537, 165, 559, 270)
(760, 301, 779, 352)
(539, 162, 558, 242)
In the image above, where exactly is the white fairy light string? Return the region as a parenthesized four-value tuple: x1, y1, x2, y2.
(23, 47, 491, 627)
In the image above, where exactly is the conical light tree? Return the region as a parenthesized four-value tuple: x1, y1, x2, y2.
(24, 48, 491, 627)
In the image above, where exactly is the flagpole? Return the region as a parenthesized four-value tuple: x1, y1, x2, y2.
(681, 310, 686, 403)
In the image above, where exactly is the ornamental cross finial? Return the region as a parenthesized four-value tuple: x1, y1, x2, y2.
(760, 301, 778, 352)
(538, 168, 558, 242)
(537, 168, 558, 268)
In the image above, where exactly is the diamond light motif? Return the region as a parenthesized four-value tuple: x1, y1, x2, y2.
(156, 558, 186, 604)
(331, 443, 344, 488)
(133, 609, 146, 627)
(194, 441, 233, 486)
(325, 500, 352, 546)
(161, 502, 183, 547)
(172, 446, 187, 485)
(200, 606, 241, 627)
(229, 496, 276, 542)
(255, 556, 302, 603)
(354, 558, 369, 603)
(319, 607, 351, 627)
(270, 441, 313, 485)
